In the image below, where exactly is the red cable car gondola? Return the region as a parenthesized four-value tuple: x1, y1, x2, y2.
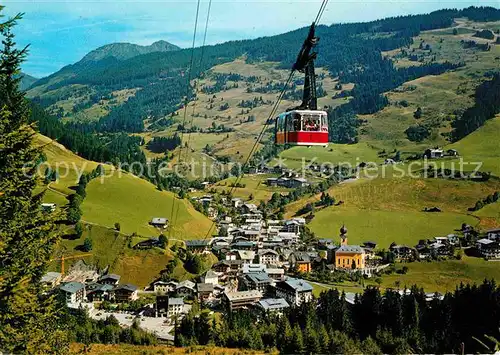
(275, 109, 328, 146)
(275, 22, 329, 147)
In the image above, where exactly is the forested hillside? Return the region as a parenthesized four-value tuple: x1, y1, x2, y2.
(28, 6, 500, 137)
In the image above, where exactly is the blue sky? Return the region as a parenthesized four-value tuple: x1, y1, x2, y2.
(3, 0, 498, 77)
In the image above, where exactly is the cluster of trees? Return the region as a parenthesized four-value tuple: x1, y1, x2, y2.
(176, 280, 500, 354)
(451, 73, 500, 141)
(201, 73, 243, 94)
(30, 102, 147, 166)
(473, 29, 495, 40)
(469, 191, 500, 211)
(146, 134, 181, 153)
(67, 309, 157, 346)
(405, 124, 431, 142)
(461, 40, 491, 51)
(184, 252, 204, 274)
(237, 96, 268, 109)
(67, 165, 104, 224)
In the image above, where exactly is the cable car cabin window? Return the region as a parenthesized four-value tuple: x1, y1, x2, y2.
(303, 113, 321, 131)
(292, 113, 301, 131)
(321, 113, 328, 131)
(286, 114, 295, 132)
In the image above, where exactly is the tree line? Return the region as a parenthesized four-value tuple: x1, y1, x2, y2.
(176, 280, 500, 354)
(451, 73, 500, 141)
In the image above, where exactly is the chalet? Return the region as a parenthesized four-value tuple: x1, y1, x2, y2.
(59, 282, 85, 304)
(237, 250, 256, 263)
(283, 219, 301, 234)
(487, 229, 500, 241)
(231, 198, 245, 208)
(197, 283, 215, 301)
(133, 237, 161, 250)
(86, 284, 113, 302)
(41, 271, 62, 289)
(241, 203, 258, 214)
(424, 148, 444, 159)
(335, 245, 366, 270)
(289, 178, 309, 188)
(231, 241, 254, 250)
(153, 280, 178, 294)
(266, 177, 309, 188)
(362, 241, 377, 250)
(289, 252, 312, 273)
(317, 239, 334, 248)
(156, 296, 185, 319)
(223, 250, 239, 261)
(266, 178, 279, 187)
(41, 203, 56, 213)
(223, 290, 263, 311)
(201, 270, 219, 285)
(390, 244, 415, 260)
(257, 298, 289, 315)
(274, 278, 313, 306)
(185, 240, 210, 254)
(212, 260, 243, 275)
(175, 280, 196, 297)
(243, 229, 261, 242)
(242, 263, 267, 274)
(266, 267, 285, 281)
(240, 272, 273, 293)
(257, 249, 280, 266)
(99, 274, 121, 286)
(477, 239, 500, 259)
(113, 284, 138, 302)
(278, 232, 300, 245)
(150, 217, 168, 229)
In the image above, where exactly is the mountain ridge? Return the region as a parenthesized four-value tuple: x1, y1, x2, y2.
(19, 72, 38, 91)
(80, 40, 180, 63)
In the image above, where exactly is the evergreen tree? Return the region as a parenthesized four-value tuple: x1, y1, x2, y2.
(291, 324, 304, 353)
(0, 11, 68, 352)
(83, 237, 93, 252)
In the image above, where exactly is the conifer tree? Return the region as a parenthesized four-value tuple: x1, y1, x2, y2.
(0, 9, 68, 353)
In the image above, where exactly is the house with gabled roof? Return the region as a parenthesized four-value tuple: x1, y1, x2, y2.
(99, 273, 121, 286)
(113, 284, 138, 302)
(240, 272, 273, 294)
(86, 284, 113, 302)
(274, 278, 313, 306)
(289, 251, 312, 273)
(185, 240, 210, 254)
(257, 249, 280, 266)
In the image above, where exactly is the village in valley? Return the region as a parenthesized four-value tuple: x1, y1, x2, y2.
(41, 167, 500, 342)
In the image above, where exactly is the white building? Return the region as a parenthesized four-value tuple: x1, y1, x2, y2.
(274, 278, 313, 306)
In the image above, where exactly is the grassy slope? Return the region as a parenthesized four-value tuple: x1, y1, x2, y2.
(446, 114, 500, 176)
(82, 173, 212, 239)
(50, 224, 173, 287)
(374, 256, 500, 293)
(35, 133, 212, 240)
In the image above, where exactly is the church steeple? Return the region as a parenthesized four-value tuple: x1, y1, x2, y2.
(340, 224, 348, 246)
